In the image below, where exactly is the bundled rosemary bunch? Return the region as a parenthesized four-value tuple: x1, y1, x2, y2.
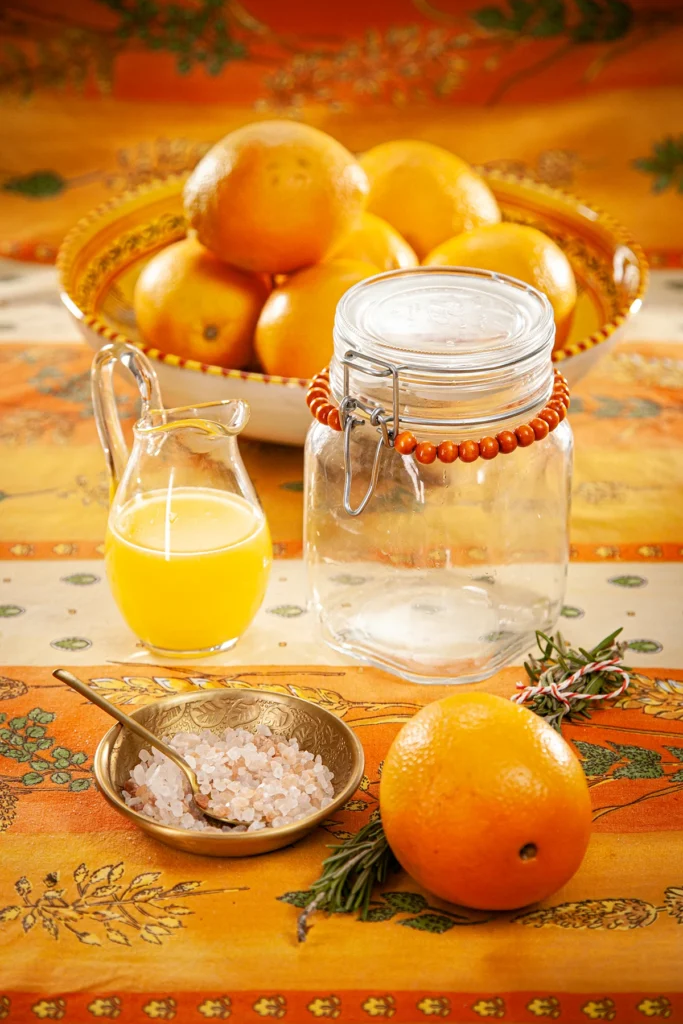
(516, 627, 632, 732)
(297, 816, 399, 941)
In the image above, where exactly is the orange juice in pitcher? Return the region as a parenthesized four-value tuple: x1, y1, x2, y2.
(106, 487, 271, 654)
(93, 342, 272, 657)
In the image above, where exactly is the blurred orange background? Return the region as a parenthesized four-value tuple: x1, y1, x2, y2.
(1, 0, 682, 259)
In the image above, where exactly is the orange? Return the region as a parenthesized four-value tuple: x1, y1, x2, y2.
(184, 120, 369, 274)
(328, 212, 418, 272)
(133, 236, 270, 368)
(360, 140, 500, 260)
(423, 223, 577, 348)
(255, 259, 378, 379)
(380, 692, 591, 911)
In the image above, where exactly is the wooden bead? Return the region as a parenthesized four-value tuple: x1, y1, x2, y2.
(530, 417, 549, 440)
(550, 401, 567, 422)
(307, 387, 328, 406)
(515, 424, 535, 447)
(327, 408, 342, 431)
(458, 440, 480, 463)
(437, 441, 458, 463)
(496, 430, 518, 454)
(394, 431, 418, 455)
(540, 407, 560, 431)
(309, 397, 328, 419)
(480, 436, 500, 460)
(317, 404, 332, 425)
(415, 442, 437, 465)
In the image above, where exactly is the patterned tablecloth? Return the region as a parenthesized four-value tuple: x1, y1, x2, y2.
(0, 256, 682, 1021)
(3, 0, 683, 1011)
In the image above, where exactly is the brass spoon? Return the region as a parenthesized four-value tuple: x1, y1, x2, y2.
(53, 669, 241, 828)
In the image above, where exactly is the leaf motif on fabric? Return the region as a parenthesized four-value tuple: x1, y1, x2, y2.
(515, 897, 659, 929)
(399, 913, 455, 934)
(129, 871, 162, 889)
(573, 740, 621, 777)
(363, 904, 396, 922)
(610, 744, 665, 779)
(380, 892, 428, 913)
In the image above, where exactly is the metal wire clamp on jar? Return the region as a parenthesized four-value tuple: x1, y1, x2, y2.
(304, 267, 573, 685)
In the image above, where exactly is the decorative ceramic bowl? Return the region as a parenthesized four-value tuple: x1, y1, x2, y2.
(94, 688, 365, 857)
(58, 172, 647, 446)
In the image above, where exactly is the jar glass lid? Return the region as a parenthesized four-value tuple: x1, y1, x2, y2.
(334, 266, 554, 372)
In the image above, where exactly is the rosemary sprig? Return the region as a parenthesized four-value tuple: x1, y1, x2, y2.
(519, 627, 631, 731)
(297, 816, 399, 941)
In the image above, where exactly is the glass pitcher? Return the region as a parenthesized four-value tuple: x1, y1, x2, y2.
(92, 342, 272, 657)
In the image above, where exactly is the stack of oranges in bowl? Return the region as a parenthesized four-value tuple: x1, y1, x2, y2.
(134, 121, 577, 381)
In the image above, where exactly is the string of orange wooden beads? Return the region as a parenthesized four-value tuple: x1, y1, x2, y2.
(306, 368, 570, 465)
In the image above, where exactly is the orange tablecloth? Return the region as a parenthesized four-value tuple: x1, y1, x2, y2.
(1, 312, 683, 1018)
(2, 1, 683, 1017)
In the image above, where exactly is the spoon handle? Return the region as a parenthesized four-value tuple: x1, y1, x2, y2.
(52, 669, 198, 789)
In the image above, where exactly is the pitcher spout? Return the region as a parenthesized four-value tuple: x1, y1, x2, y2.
(164, 399, 250, 436)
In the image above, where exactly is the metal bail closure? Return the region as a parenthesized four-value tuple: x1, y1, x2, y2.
(340, 351, 397, 517)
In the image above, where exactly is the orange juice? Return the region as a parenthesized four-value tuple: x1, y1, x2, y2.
(105, 487, 272, 654)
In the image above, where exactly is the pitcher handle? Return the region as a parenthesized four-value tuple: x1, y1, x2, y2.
(91, 342, 163, 496)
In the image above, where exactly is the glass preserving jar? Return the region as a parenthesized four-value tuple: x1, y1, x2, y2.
(304, 268, 572, 684)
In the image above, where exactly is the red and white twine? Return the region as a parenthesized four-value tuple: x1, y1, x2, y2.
(512, 657, 631, 711)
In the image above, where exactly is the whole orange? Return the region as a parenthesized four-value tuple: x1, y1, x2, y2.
(184, 120, 369, 274)
(255, 259, 378, 379)
(360, 140, 500, 260)
(423, 223, 577, 348)
(133, 236, 270, 368)
(329, 212, 418, 272)
(380, 692, 591, 911)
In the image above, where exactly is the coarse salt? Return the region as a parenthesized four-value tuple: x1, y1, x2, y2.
(121, 724, 335, 833)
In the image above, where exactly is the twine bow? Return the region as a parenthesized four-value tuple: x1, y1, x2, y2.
(513, 656, 631, 711)
(510, 629, 633, 730)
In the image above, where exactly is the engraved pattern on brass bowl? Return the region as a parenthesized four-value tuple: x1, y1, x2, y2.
(94, 689, 365, 857)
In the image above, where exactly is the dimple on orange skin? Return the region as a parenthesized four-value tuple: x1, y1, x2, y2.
(380, 692, 592, 911)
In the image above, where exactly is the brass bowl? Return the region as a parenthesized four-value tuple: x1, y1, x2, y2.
(94, 689, 365, 857)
